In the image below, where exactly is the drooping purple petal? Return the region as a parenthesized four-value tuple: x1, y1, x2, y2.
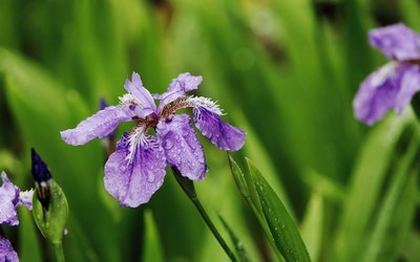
(194, 108, 246, 151)
(368, 23, 420, 61)
(394, 64, 420, 113)
(186, 96, 246, 151)
(157, 114, 207, 180)
(157, 73, 203, 111)
(124, 72, 156, 111)
(0, 172, 32, 226)
(104, 129, 167, 207)
(0, 236, 18, 262)
(61, 105, 136, 146)
(353, 62, 404, 125)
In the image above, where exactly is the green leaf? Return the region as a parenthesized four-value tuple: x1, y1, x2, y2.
(401, 232, 420, 262)
(142, 210, 164, 262)
(218, 214, 250, 262)
(0, 49, 120, 260)
(32, 180, 69, 245)
(362, 130, 419, 262)
(19, 208, 42, 262)
(248, 159, 310, 262)
(228, 156, 283, 261)
(301, 193, 324, 262)
(334, 114, 409, 260)
(302, 169, 345, 204)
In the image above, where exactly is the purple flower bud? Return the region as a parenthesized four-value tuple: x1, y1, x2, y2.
(31, 148, 51, 210)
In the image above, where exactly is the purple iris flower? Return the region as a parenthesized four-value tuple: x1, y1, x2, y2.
(0, 172, 33, 226)
(0, 236, 18, 262)
(61, 72, 246, 207)
(353, 23, 420, 125)
(0, 172, 33, 262)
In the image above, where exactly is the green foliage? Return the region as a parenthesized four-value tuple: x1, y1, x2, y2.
(32, 180, 69, 245)
(251, 162, 311, 262)
(142, 210, 164, 262)
(0, 0, 418, 261)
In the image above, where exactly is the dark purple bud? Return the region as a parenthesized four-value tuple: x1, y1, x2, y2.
(31, 148, 51, 210)
(99, 97, 108, 110)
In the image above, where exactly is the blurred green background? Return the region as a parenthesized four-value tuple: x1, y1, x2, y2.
(0, 0, 419, 261)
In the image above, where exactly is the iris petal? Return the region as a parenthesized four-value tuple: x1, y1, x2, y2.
(61, 105, 136, 146)
(0, 236, 19, 262)
(369, 23, 420, 61)
(124, 72, 156, 111)
(157, 114, 207, 180)
(352, 62, 419, 125)
(0, 172, 33, 226)
(193, 108, 246, 151)
(104, 130, 167, 207)
(157, 73, 202, 111)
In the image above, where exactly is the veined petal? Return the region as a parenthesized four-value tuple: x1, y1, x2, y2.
(0, 173, 22, 226)
(353, 62, 401, 125)
(124, 72, 156, 111)
(187, 97, 246, 151)
(157, 114, 207, 180)
(0, 236, 19, 262)
(61, 105, 136, 146)
(104, 129, 167, 207)
(369, 23, 420, 61)
(158, 73, 203, 111)
(395, 64, 420, 113)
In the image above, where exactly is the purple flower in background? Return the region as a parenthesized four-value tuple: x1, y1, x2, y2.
(0, 236, 18, 262)
(353, 23, 420, 125)
(61, 72, 246, 207)
(0, 172, 33, 226)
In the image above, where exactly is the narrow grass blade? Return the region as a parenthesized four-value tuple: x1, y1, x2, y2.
(334, 114, 409, 260)
(142, 210, 164, 262)
(362, 129, 419, 262)
(218, 214, 250, 262)
(248, 160, 310, 262)
(301, 193, 324, 262)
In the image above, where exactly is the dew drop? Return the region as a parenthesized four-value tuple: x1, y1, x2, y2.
(147, 174, 155, 183)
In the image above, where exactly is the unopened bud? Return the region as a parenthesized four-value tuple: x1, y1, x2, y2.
(31, 148, 68, 244)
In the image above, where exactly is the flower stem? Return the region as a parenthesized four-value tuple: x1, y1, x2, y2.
(413, 93, 420, 119)
(172, 167, 237, 261)
(52, 242, 65, 262)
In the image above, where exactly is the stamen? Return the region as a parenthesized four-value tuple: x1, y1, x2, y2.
(119, 93, 142, 107)
(403, 59, 420, 65)
(160, 96, 223, 119)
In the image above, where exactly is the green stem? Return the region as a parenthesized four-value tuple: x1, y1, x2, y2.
(172, 168, 237, 261)
(52, 242, 65, 262)
(412, 93, 420, 119)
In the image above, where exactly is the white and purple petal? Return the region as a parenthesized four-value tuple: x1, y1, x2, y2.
(353, 62, 400, 125)
(157, 73, 203, 111)
(186, 97, 246, 151)
(0, 172, 33, 226)
(0, 236, 18, 262)
(124, 72, 156, 111)
(61, 105, 136, 146)
(0, 173, 20, 226)
(157, 114, 207, 180)
(394, 64, 420, 113)
(18, 190, 34, 210)
(368, 23, 420, 61)
(104, 129, 167, 207)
